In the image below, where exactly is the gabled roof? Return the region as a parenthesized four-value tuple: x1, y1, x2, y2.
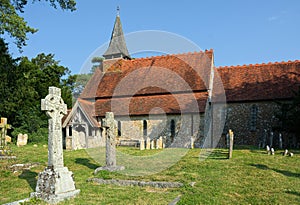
(80, 50, 213, 117)
(62, 99, 99, 128)
(81, 50, 213, 99)
(217, 60, 300, 102)
(103, 15, 130, 59)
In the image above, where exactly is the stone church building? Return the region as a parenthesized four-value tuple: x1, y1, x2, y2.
(62, 14, 300, 150)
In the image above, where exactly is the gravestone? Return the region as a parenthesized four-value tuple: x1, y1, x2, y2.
(271, 147, 275, 155)
(94, 112, 124, 174)
(17, 133, 28, 147)
(150, 139, 155, 149)
(31, 87, 79, 204)
(283, 149, 288, 156)
(140, 139, 145, 150)
(266, 145, 270, 155)
(278, 133, 283, 149)
(190, 136, 195, 149)
(158, 136, 163, 149)
(228, 129, 234, 159)
(146, 137, 151, 149)
(0, 118, 14, 159)
(0, 118, 11, 146)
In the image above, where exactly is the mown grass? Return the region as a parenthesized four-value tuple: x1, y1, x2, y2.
(0, 144, 299, 204)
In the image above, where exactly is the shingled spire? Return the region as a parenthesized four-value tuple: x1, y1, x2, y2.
(103, 7, 130, 60)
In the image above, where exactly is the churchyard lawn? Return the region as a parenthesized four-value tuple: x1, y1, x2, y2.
(0, 145, 299, 204)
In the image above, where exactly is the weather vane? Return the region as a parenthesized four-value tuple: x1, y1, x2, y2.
(117, 6, 120, 16)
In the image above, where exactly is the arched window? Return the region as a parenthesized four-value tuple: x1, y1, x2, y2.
(118, 121, 121, 137)
(171, 119, 176, 137)
(250, 105, 258, 131)
(143, 120, 147, 137)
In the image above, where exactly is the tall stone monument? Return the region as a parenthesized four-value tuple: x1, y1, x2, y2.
(94, 112, 124, 174)
(31, 87, 79, 204)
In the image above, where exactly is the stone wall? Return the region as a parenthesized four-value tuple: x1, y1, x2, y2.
(224, 101, 281, 146)
(112, 114, 204, 147)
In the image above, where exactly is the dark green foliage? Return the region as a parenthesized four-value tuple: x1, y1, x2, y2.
(0, 38, 72, 143)
(0, 0, 76, 49)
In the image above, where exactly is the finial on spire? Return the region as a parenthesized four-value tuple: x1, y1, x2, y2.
(117, 6, 120, 16)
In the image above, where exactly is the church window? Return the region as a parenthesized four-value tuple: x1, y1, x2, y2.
(118, 121, 121, 137)
(143, 120, 147, 136)
(69, 126, 72, 136)
(250, 105, 258, 131)
(171, 119, 176, 137)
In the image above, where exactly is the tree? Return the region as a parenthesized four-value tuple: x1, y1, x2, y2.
(0, 38, 73, 138)
(0, 0, 76, 49)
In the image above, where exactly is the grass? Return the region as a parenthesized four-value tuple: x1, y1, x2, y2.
(0, 144, 299, 204)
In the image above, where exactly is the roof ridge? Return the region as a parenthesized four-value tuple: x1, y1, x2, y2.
(130, 49, 214, 61)
(217, 59, 300, 69)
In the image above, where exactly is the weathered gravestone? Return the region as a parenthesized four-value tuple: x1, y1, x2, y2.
(94, 112, 125, 174)
(17, 133, 28, 147)
(190, 136, 195, 149)
(146, 137, 151, 150)
(228, 129, 234, 159)
(266, 145, 271, 155)
(140, 139, 145, 150)
(0, 118, 14, 159)
(31, 87, 79, 204)
(0, 118, 11, 146)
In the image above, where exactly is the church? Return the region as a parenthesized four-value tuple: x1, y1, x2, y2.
(62, 13, 300, 150)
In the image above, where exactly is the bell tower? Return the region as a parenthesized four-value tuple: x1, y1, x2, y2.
(103, 7, 130, 60)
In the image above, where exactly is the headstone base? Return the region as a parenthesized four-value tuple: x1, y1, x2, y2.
(31, 166, 80, 204)
(94, 165, 125, 174)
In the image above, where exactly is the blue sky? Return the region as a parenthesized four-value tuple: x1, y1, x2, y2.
(6, 0, 300, 74)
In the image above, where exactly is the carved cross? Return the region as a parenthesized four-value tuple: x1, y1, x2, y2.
(41, 87, 67, 169)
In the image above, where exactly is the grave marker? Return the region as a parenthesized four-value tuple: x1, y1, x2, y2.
(31, 87, 79, 204)
(228, 129, 234, 159)
(94, 112, 124, 174)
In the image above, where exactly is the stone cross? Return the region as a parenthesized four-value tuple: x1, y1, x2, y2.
(102, 112, 116, 167)
(32, 87, 79, 204)
(94, 112, 124, 174)
(228, 129, 234, 159)
(41, 87, 67, 169)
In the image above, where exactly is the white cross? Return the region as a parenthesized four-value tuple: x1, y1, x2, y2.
(41, 87, 67, 169)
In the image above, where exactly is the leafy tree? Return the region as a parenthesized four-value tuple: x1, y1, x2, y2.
(0, 38, 73, 140)
(0, 0, 76, 49)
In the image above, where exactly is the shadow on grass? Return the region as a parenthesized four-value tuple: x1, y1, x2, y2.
(285, 190, 300, 197)
(75, 158, 99, 170)
(18, 170, 38, 191)
(207, 149, 228, 160)
(250, 164, 300, 178)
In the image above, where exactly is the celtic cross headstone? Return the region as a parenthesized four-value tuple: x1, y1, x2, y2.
(31, 87, 79, 204)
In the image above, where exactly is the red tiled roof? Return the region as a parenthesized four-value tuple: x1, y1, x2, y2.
(217, 60, 300, 102)
(78, 99, 99, 127)
(95, 92, 208, 116)
(81, 50, 213, 99)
